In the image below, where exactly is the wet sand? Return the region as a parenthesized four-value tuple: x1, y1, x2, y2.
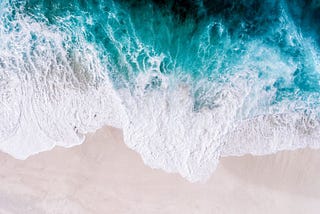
(0, 126, 319, 213)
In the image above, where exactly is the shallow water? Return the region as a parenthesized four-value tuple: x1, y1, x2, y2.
(1, 0, 320, 181)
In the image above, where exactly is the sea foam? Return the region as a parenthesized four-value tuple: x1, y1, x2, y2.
(0, 2, 124, 158)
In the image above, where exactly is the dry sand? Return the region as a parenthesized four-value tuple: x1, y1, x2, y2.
(0, 126, 319, 213)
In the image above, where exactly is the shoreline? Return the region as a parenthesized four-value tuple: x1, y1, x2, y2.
(0, 126, 319, 213)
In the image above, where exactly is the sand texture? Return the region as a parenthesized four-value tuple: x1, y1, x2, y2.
(0, 126, 319, 213)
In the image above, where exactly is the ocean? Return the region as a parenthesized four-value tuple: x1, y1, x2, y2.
(1, 0, 320, 181)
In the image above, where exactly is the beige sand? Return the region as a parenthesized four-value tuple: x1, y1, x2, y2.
(0, 126, 319, 214)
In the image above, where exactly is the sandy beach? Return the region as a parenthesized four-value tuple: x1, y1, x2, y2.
(0, 126, 319, 213)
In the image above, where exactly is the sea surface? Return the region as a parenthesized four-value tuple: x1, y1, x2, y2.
(1, 0, 320, 181)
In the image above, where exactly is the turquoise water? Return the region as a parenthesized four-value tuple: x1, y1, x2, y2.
(14, 0, 320, 110)
(1, 0, 320, 180)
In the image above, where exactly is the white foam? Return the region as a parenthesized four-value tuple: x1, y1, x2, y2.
(117, 71, 249, 182)
(117, 69, 320, 182)
(0, 5, 125, 159)
(221, 113, 320, 157)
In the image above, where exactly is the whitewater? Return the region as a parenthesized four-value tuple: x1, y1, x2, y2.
(1, 0, 320, 182)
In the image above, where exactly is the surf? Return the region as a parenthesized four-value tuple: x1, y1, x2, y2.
(0, 0, 320, 181)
